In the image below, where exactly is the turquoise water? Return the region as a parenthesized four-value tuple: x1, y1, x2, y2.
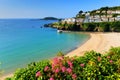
(0, 19, 89, 75)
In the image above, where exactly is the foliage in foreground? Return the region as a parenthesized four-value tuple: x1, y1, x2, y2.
(6, 47, 120, 80)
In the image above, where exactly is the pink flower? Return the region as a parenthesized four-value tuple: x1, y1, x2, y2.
(67, 61, 72, 65)
(52, 64, 55, 69)
(52, 57, 60, 64)
(36, 71, 41, 77)
(55, 68, 59, 73)
(50, 77, 54, 80)
(107, 56, 110, 59)
(62, 66, 66, 72)
(109, 60, 113, 64)
(67, 61, 73, 68)
(80, 63, 85, 67)
(72, 73, 77, 79)
(44, 66, 49, 72)
(97, 56, 101, 61)
(59, 62, 63, 67)
(67, 68, 72, 74)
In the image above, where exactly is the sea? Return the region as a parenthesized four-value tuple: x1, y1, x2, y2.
(0, 19, 89, 75)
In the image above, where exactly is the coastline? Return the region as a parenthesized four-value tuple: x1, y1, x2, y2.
(0, 74, 13, 80)
(1, 32, 120, 80)
(66, 32, 120, 57)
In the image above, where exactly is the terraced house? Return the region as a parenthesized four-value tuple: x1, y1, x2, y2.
(62, 6, 120, 23)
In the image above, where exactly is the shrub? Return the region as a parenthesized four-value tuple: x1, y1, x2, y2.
(84, 23, 96, 31)
(110, 21, 120, 32)
(57, 51, 64, 57)
(99, 22, 110, 32)
(52, 21, 120, 32)
(7, 47, 120, 80)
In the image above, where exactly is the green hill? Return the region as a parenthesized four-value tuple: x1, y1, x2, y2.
(76, 6, 120, 18)
(42, 17, 59, 20)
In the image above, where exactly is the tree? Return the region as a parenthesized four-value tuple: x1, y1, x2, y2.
(100, 6, 109, 17)
(90, 10, 96, 21)
(104, 6, 109, 17)
(112, 14, 118, 21)
(76, 10, 83, 18)
(99, 9, 103, 21)
(79, 10, 83, 14)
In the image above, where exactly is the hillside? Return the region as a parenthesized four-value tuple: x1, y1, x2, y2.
(76, 6, 120, 18)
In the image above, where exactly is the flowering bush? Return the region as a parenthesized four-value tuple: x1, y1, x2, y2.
(6, 47, 120, 80)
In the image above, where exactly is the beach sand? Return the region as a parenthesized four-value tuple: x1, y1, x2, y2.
(0, 74, 13, 80)
(66, 32, 120, 57)
(1, 32, 120, 80)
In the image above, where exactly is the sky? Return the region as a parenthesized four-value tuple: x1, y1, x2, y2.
(0, 0, 120, 18)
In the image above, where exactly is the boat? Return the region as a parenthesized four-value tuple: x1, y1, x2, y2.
(57, 30, 63, 33)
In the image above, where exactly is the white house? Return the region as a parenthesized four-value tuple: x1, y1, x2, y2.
(62, 18, 75, 23)
(76, 18, 84, 23)
(111, 10, 120, 14)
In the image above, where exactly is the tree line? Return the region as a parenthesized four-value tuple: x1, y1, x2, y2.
(52, 21, 120, 32)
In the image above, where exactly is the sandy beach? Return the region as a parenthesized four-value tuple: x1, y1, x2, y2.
(0, 74, 13, 80)
(66, 32, 120, 57)
(1, 32, 120, 80)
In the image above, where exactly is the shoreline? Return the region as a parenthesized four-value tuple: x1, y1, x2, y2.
(0, 74, 13, 80)
(66, 32, 120, 57)
(1, 32, 120, 80)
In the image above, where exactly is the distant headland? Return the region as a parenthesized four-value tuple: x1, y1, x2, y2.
(41, 17, 62, 20)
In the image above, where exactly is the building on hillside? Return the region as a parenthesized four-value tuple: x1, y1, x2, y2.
(84, 13, 90, 23)
(116, 16, 120, 21)
(111, 10, 120, 14)
(89, 16, 102, 22)
(102, 11, 106, 13)
(101, 17, 109, 22)
(96, 11, 100, 13)
(94, 15, 100, 18)
(62, 9, 120, 24)
(62, 18, 75, 23)
(116, 10, 120, 14)
(76, 18, 84, 23)
(107, 10, 113, 14)
(109, 18, 114, 22)
(106, 15, 112, 18)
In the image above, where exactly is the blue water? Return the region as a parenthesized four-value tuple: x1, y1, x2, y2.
(0, 19, 89, 75)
